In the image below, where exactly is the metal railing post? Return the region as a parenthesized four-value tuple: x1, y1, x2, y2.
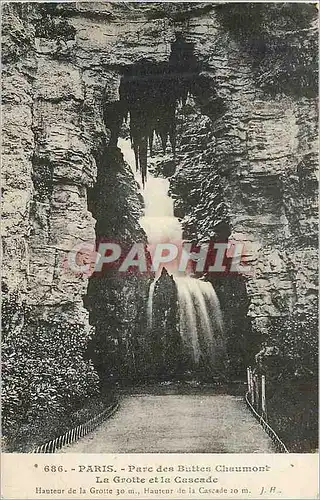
(254, 373, 259, 410)
(247, 366, 252, 396)
(261, 374, 267, 420)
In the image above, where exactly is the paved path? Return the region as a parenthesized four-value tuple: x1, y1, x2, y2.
(61, 394, 276, 453)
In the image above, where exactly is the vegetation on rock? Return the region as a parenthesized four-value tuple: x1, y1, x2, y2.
(2, 290, 100, 451)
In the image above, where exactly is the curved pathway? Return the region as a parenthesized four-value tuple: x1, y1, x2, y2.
(61, 393, 276, 453)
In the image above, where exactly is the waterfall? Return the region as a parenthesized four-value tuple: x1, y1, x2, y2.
(119, 137, 226, 371)
(175, 277, 201, 365)
(175, 277, 225, 367)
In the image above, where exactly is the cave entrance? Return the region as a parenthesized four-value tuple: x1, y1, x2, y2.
(85, 35, 254, 389)
(104, 34, 202, 186)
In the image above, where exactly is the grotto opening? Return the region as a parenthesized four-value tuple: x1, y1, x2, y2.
(104, 34, 201, 186)
(88, 43, 251, 384)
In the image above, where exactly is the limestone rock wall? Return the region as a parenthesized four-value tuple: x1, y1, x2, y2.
(164, 5, 318, 346)
(2, 4, 36, 298)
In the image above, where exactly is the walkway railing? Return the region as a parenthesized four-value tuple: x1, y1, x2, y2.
(32, 400, 119, 454)
(246, 366, 289, 453)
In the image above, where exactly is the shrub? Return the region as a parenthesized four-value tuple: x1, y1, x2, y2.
(258, 309, 318, 379)
(254, 309, 318, 452)
(2, 292, 100, 451)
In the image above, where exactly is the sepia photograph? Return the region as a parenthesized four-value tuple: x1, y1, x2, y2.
(1, 0, 318, 476)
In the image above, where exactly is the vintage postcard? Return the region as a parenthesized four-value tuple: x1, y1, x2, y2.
(1, 1, 319, 499)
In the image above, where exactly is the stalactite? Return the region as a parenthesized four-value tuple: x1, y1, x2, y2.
(118, 34, 199, 186)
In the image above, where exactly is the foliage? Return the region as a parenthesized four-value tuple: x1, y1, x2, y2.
(253, 309, 318, 451)
(258, 308, 318, 379)
(266, 380, 318, 452)
(2, 291, 100, 451)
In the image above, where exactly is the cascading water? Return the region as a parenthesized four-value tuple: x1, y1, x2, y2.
(175, 277, 225, 367)
(119, 137, 226, 372)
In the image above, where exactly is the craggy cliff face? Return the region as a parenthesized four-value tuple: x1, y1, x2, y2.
(1, 2, 318, 449)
